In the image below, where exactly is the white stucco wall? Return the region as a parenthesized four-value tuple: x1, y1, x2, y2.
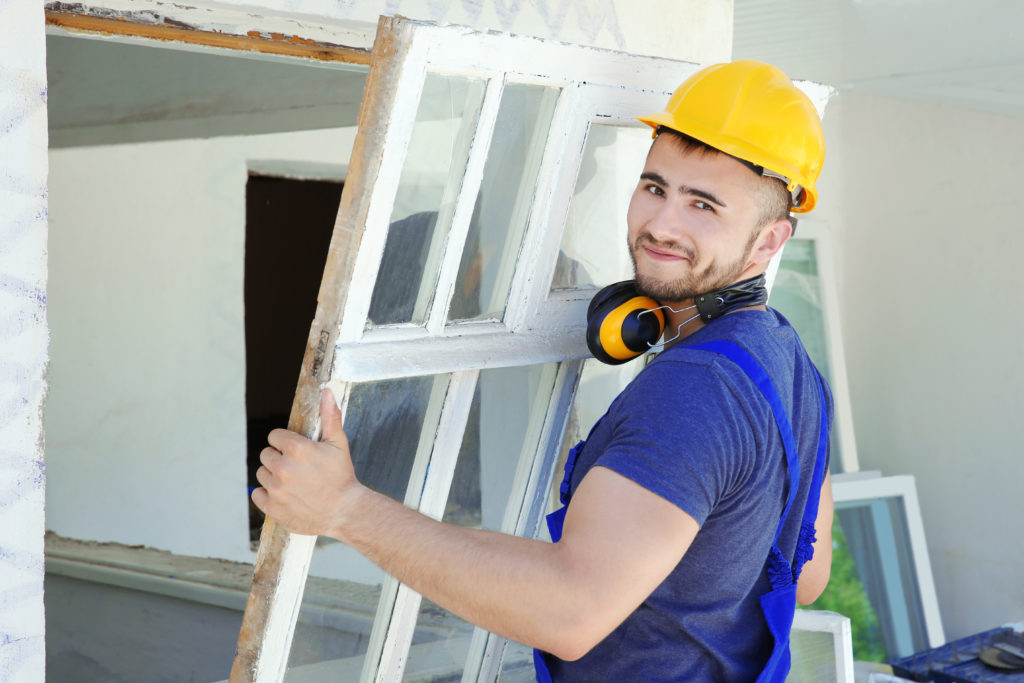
(0, 1, 48, 679)
(283, 0, 734, 61)
(814, 92, 1024, 640)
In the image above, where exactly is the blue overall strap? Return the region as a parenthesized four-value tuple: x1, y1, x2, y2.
(533, 437, 586, 679)
(793, 369, 829, 580)
(688, 340, 827, 683)
(688, 340, 802, 547)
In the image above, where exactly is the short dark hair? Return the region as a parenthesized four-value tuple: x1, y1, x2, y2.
(654, 126, 792, 230)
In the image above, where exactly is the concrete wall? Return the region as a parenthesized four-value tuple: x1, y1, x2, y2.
(0, 1, 48, 679)
(46, 575, 243, 682)
(814, 92, 1024, 640)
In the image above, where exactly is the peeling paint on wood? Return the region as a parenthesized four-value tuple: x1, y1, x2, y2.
(45, 7, 372, 65)
(230, 15, 415, 682)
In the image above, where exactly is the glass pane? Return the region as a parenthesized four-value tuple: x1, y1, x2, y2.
(551, 123, 651, 291)
(566, 358, 645, 445)
(771, 239, 832, 378)
(285, 374, 448, 678)
(806, 496, 929, 663)
(366, 74, 486, 328)
(498, 642, 538, 682)
(768, 238, 846, 472)
(789, 628, 841, 682)
(448, 83, 560, 323)
(402, 363, 560, 681)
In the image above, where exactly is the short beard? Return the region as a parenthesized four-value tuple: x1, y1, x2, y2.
(630, 231, 757, 302)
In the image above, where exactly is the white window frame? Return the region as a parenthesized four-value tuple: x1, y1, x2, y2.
(234, 17, 834, 683)
(790, 610, 855, 683)
(831, 473, 945, 656)
(770, 220, 861, 473)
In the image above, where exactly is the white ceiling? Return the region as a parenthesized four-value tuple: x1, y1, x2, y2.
(733, 0, 1024, 117)
(46, 35, 368, 147)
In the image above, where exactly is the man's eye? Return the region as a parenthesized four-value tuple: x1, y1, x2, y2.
(695, 200, 714, 211)
(645, 184, 664, 196)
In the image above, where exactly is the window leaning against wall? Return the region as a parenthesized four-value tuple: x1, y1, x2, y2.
(232, 17, 704, 683)
(769, 220, 859, 474)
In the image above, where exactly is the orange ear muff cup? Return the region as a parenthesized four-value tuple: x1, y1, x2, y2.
(586, 282, 664, 364)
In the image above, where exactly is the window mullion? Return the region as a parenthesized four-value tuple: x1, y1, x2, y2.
(410, 78, 493, 328)
(336, 40, 431, 345)
(333, 329, 587, 383)
(425, 75, 506, 334)
(468, 360, 583, 681)
(481, 80, 558, 319)
(813, 230, 860, 472)
(357, 372, 452, 683)
(503, 84, 586, 332)
(371, 370, 481, 682)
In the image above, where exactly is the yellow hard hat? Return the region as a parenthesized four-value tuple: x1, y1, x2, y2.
(637, 59, 825, 213)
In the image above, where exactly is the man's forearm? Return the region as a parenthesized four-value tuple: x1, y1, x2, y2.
(332, 484, 580, 657)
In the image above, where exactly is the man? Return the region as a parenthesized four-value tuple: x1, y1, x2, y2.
(251, 59, 834, 681)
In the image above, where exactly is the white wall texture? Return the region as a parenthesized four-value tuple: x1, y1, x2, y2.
(0, 1, 48, 680)
(814, 92, 1024, 640)
(46, 128, 357, 565)
(73, 0, 733, 64)
(271, 0, 734, 61)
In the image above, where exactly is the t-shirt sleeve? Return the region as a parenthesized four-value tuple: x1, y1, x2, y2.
(593, 358, 756, 527)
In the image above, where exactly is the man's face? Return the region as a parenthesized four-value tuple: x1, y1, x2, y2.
(626, 135, 766, 304)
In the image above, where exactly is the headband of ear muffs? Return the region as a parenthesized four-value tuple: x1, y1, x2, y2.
(585, 281, 665, 365)
(585, 274, 768, 364)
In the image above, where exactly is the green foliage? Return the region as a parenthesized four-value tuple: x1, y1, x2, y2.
(801, 517, 888, 662)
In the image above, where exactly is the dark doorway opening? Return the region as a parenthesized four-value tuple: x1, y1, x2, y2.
(245, 174, 342, 540)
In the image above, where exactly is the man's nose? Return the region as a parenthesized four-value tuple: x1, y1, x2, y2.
(645, 200, 686, 243)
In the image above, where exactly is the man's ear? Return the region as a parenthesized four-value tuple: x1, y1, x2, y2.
(749, 217, 793, 266)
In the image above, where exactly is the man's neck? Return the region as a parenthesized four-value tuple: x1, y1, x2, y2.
(662, 300, 705, 348)
(662, 302, 768, 349)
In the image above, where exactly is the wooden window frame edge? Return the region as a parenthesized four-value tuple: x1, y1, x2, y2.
(231, 15, 414, 683)
(44, 9, 372, 66)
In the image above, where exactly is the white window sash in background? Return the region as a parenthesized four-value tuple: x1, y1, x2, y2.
(771, 220, 860, 473)
(831, 473, 945, 657)
(789, 609, 855, 683)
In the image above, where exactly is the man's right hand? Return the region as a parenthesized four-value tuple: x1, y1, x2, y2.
(251, 388, 365, 539)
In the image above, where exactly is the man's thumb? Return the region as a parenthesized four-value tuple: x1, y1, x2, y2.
(319, 388, 346, 447)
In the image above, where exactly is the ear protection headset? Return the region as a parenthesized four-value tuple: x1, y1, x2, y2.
(585, 282, 665, 365)
(585, 274, 769, 364)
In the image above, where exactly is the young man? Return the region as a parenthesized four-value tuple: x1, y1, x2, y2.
(251, 59, 834, 681)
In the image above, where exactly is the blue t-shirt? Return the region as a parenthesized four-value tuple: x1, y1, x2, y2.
(544, 308, 832, 682)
